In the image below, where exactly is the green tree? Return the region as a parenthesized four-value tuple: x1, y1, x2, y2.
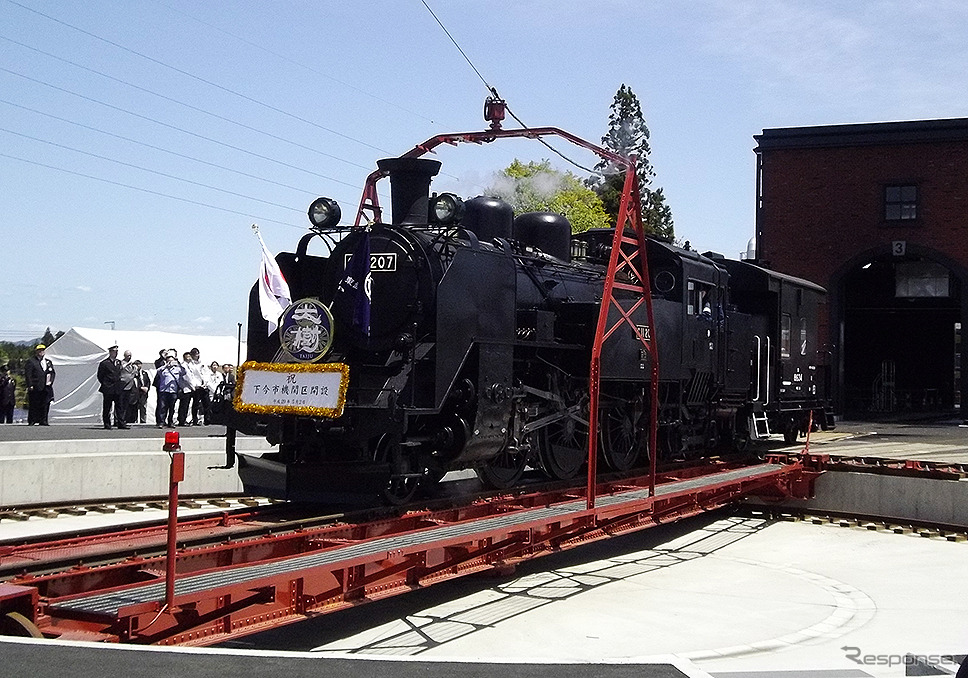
(642, 187, 674, 237)
(590, 85, 674, 241)
(486, 159, 610, 234)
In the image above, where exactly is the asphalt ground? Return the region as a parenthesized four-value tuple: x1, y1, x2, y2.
(0, 420, 232, 443)
(1, 638, 697, 678)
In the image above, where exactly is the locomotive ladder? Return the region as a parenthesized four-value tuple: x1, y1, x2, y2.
(354, 117, 659, 512)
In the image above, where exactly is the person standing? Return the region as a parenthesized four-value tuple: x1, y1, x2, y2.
(203, 360, 223, 424)
(120, 358, 136, 423)
(154, 354, 183, 428)
(24, 344, 55, 425)
(205, 361, 223, 397)
(222, 363, 237, 388)
(153, 349, 171, 425)
(131, 360, 150, 424)
(96, 345, 129, 429)
(176, 351, 199, 426)
(0, 365, 15, 423)
(187, 348, 210, 425)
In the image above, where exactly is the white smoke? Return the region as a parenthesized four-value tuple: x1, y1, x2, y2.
(484, 166, 570, 210)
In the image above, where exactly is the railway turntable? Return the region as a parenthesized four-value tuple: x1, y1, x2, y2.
(0, 454, 816, 647)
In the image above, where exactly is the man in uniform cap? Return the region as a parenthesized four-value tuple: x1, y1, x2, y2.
(96, 344, 129, 429)
(24, 344, 55, 425)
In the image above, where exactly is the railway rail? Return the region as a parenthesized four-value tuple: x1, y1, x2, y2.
(0, 455, 789, 578)
(821, 455, 968, 478)
(767, 508, 968, 541)
(0, 496, 264, 524)
(0, 478, 537, 579)
(0, 501, 314, 578)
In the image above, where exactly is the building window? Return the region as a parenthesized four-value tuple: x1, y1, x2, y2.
(884, 184, 917, 221)
(895, 261, 950, 298)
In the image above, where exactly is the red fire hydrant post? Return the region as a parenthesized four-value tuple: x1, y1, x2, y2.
(164, 432, 184, 611)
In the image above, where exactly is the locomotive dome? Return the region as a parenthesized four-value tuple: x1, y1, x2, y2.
(462, 195, 514, 242)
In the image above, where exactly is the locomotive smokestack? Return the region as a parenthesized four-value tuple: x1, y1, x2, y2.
(377, 157, 442, 226)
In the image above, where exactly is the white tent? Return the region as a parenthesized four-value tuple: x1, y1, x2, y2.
(45, 327, 245, 422)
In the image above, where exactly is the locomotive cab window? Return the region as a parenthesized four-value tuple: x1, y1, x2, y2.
(781, 313, 792, 358)
(687, 281, 713, 317)
(799, 317, 808, 356)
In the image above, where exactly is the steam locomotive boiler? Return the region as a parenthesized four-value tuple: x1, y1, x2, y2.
(220, 134, 834, 505)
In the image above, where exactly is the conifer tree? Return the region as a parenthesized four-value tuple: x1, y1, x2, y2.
(594, 84, 654, 190)
(591, 85, 674, 241)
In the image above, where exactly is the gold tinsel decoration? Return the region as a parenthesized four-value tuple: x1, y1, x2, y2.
(233, 360, 349, 418)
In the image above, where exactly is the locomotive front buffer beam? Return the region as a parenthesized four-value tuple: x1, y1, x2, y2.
(1, 458, 823, 646)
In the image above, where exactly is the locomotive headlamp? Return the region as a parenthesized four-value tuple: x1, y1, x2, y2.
(429, 193, 464, 225)
(308, 197, 341, 230)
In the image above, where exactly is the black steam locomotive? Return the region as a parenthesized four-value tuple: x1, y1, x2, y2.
(220, 136, 834, 505)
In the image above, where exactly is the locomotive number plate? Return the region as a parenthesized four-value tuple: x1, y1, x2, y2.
(343, 252, 397, 271)
(234, 361, 349, 418)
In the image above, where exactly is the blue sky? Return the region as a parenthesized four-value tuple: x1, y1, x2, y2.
(2, 0, 966, 342)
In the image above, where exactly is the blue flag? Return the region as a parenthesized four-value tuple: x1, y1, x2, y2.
(336, 230, 371, 336)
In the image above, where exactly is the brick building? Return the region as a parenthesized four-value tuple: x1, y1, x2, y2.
(753, 118, 968, 416)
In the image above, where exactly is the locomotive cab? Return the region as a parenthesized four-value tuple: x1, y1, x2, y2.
(642, 242, 733, 454)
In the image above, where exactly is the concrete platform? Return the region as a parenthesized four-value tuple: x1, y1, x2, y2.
(778, 469, 968, 527)
(796, 419, 968, 465)
(0, 423, 270, 507)
(769, 418, 968, 527)
(0, 417, 964, 510)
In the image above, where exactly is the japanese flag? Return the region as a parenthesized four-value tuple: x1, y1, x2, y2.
(253, 225, 291, 335)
